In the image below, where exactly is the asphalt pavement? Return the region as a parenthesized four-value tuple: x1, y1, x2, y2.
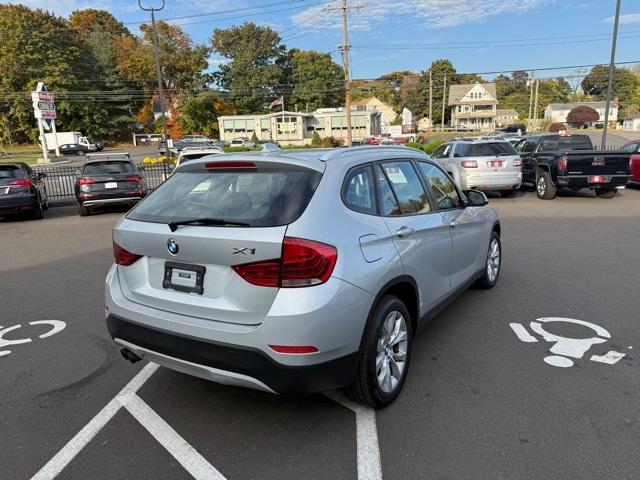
(1, 188, 639, 480)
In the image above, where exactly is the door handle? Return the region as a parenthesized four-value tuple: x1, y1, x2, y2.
(449, 220, 459, 228)
(395, 226, 415, 238)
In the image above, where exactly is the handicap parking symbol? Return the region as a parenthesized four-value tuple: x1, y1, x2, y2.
(0, 320, 66, 357)
(510, 317, 628, 368)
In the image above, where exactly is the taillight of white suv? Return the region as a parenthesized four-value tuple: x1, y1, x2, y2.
(232, 237, 337, 288)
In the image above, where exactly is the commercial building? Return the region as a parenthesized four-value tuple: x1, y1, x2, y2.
(218, 108, 382, 146)
(544, 101, 618, 128)
(448, 83, 498, 131)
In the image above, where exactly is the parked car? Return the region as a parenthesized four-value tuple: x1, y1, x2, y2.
(0, 163, 48, 219)
(230, 137, 255, 148)
(176, 147, 224, 168)
(430, 140, 522, 197)
(380, 139, 396, 146)
(621, 140, 640, 185)
(106, 146, 502, 408)
(515, 134, 632, 199)
(74, 154, 146, 216)
(59, 143, 90, 156)
(501, 123, 527, 134)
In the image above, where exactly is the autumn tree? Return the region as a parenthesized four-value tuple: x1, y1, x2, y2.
(566, 106, 599, 127)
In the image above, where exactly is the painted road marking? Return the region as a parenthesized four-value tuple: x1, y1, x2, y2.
(0, 320, 67, 357)
(326, 391, 383, 480)
(510, 317, 627, 368)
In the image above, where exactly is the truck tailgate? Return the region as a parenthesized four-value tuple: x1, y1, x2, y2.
(565, 151, 630, 176)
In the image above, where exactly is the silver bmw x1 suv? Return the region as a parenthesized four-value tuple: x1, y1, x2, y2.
(105, 146, 501, 408)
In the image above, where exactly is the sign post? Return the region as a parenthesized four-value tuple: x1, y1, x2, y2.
(32, 82, 58, 163)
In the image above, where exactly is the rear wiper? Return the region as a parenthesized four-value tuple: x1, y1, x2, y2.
(168, 218, 250, 232)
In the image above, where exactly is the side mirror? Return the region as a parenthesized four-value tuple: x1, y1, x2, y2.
(37, 172, 47, 179)
(465, 189, 489, 207)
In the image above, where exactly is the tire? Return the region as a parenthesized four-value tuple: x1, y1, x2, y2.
(31, 195, 44, 220)
(595, 187, 616, 199)
(77, 150, 84, 156)
(500, 189, 518, 198)
(536, 169, 557, 200)
(346, 295, 413, 408)
(475, 231, 501, 289)
(78, 205, 91, 216)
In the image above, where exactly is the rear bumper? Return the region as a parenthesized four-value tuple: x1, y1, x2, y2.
(78, 195, 143, 207)
(556, 174, 630, 188)
(461, 172, 522, 191)
(0, 193, 37, 214)
(107, 314, 358, 395)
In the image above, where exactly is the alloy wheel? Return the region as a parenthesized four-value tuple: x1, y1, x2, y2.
(537, 176, 546, 196)
(487, 238, 501, 282)
(376, 310, 408, 394)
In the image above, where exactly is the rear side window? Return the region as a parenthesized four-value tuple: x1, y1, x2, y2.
(84, 161, 134, 175)
(128, 168, 322, 227)
(419, 162, 462, 210)
(562, 135, 592, 151)
(454, 142, 516, 157)
(377, 161, 430, 216)
(0, 165, 22, 179)
(343, 165, 377, 214)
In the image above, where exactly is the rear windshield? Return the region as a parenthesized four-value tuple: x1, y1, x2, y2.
(83, 161, 134, 175)
(540, 135, 593, 151)
(0, 165, 22, 179)
(454, 142, 517, 157)
(128, 169, 322, 227)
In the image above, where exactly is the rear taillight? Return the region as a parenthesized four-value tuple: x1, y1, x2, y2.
(77, 177, 96, 185)
(231, 237, 338, 288)
(557, 155, 568, 171)
(113, 241, 142, 266)
(8, 178, 32, 188)
(460, 160, 478, 168)
(513, 158, 522, 167)
(125, 175, 142, 182)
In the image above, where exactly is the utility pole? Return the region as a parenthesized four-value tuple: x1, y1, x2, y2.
(441, 73, 447, 131)
(602, 0, 621, 148)
(527, 74, 534, 129)
(329, 0, 361, 147)
(429, 70, 433, 125)
(138, 0, 171, 162)
(533, 79, 540, 130)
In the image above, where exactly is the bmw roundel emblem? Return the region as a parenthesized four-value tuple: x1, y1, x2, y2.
(167, 238, 179, 255)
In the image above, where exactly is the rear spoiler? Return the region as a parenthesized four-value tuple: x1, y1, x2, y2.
(86, 152, 131, 160)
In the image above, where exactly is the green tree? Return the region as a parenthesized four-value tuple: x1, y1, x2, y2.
(311, 130, 321, 146)
(419, 59, 458, 125)
(287, 50, 343, 111)
(212, 22, 285, 114)
(581, 65, 640, 113)
(177, 92, 232, 138)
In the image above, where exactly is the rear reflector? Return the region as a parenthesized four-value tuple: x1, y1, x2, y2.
(113, 241, 142, 266)
(268, 345, 318, 354)
(231, 236, 337, 288)
(205, 161, 256, 170)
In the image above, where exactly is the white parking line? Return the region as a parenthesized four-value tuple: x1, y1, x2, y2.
(325, 392, 383, 480)
(31, 363, 160, 480)
(125, 394, 225, 480)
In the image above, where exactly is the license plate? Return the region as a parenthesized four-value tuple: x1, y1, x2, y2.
(163, 262, 206, 295)
(105, 182, 118, 189)
(589, 175, 604, 183)
(489, 161, 503, 168)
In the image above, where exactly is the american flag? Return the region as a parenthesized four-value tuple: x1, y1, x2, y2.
(270, 96, 283, 109)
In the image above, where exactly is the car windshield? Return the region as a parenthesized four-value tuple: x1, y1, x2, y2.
(455, 142, 517, 157)
(84, 161, 134, 175)
(128, 169, 322, 227)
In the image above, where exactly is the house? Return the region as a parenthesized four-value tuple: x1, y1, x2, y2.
(495, 108, 519, 128)
(622, 115, 640, 132)
(351, 97, 397, 126)
(448, 83, 498, 131)
(218, 108, 381, 146)
(544, 101, 618, 128)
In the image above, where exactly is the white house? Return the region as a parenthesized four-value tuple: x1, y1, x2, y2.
(448, 83, 498, 131)
(622, 115, 640, 132)
(544, 101, 618, 127)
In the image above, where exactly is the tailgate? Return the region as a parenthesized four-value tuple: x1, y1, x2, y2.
(565, 151, 631, 176)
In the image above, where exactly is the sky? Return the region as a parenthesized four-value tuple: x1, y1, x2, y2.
(9, 0, 640, 82)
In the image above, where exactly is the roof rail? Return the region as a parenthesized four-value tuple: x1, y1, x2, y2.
(321, 144, 424, 161)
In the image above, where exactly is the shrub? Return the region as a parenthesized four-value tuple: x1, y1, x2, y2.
(320, 136, 343, 148)
(595, 123, 604, 129)
(422, 140, 444, 154)
(223, 146, 252, 153)
(311, 131, 321, 146)
(549, 122, 566, 133)
(567, 106, 599, 127)
(250, 132, 259, 144)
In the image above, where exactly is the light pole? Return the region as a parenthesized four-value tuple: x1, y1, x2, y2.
(602, 0, 622, 148)
(138, 0, 171, 162)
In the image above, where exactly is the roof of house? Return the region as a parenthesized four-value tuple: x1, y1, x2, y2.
(448, 83, 497, 105)
(546, 100, 618, 111)
(496, 108, 519, 117)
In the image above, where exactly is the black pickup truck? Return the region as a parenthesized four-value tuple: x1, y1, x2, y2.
(515, 134, 631, 199)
